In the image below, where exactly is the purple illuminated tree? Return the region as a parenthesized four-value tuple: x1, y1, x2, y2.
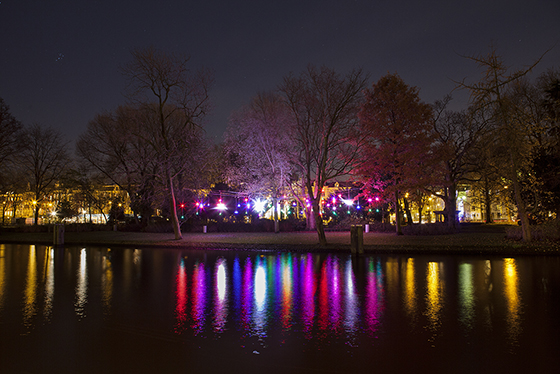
(224, 92, 294, 232)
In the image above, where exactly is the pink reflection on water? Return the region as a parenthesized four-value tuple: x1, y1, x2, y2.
(191, 261, 207, 335)
(365, 258, 384, 336)
(301, 253, 316, 338)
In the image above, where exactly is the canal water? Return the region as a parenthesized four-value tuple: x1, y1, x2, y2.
(0, 244, 559, 373)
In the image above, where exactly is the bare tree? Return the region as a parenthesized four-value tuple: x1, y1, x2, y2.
(224, 92, 294, 232)
(77, 105, 158, 225)
(428, 96, 489, 228)
(20, 124, 70, 224)
(280, 65, 368, 245)
(456, 46, 547, 241)
(121, 47, 213, 239)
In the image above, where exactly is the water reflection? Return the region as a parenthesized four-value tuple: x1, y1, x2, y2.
(43, 247, 55, 321)
(503, 258, 522, 345)
(403, 258, 416, 326)
(23, 245, 37, 331)
(459, 262, 474, 330)
(425, 262, 444, 343)
(1, 243, 557, 370)
(101, 250, 113, 314)
(213, 258, 228, 333)
(75, 248, 88, 319)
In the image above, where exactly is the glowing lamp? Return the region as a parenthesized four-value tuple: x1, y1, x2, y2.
(342, 199, 353, 206)
(216, 202, 227, 211)
(253, 199, 266, 213)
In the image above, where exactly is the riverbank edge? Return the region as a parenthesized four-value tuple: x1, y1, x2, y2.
(1, 231, 559, 256)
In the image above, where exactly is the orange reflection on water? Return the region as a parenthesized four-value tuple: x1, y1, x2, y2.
(503, 258, 522, 345)
(23, 245, 37, 330)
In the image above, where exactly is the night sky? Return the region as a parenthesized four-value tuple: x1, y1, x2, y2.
(1, 0, 559, 146)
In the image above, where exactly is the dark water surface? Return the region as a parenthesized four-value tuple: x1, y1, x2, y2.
(0, 244, 559, 373)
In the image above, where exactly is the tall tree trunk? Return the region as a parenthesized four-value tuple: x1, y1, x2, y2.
(34, 204, 39, 225)
(446, 184, 458, 230)
(273, 196, 280, 233)
(167, 174, 182, 240)
(312, 198, 327, 245)
(484, 181, 493, 223)
(509, 153, 531, 241)
(403, 196, 413, 225)
(395, 190, 403, 235)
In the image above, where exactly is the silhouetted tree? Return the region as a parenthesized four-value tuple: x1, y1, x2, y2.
(121, 47, 213, 239)
(20, 124, 70, 224)
(457, 46, 547, 241)
(280, 65, 368, 245)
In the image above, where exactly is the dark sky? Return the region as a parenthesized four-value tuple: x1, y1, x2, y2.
(1, 0, 559, 146)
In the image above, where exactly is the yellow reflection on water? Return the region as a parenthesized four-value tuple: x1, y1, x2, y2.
(23, 245, 37, 329)
(503, 258, 522, 345)
(43, 247, 55, 320)
(403, 258, 417, 324)
(425, 262, 444, 343)
(458, 263, 474, 330)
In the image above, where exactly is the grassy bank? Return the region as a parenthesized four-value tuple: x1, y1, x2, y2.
(1, 223, 559, 256)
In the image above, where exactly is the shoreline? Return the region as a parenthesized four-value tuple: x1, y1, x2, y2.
(1, 228, 559, 256)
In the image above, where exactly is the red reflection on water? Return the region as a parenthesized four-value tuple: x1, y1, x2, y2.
(174, 259, 187, 334)
(281, 255, 293, 331)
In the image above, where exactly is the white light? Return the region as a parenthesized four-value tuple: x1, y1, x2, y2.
(342, 199, 354, 206)
(216, 202, 227, 211)
(253, 199, 267, 214)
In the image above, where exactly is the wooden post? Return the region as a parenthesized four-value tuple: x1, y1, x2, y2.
(53, 224, 64, 246)
(351, 225, 364, 255)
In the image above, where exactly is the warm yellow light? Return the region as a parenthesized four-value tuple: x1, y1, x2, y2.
(32, 200, 37, 205)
